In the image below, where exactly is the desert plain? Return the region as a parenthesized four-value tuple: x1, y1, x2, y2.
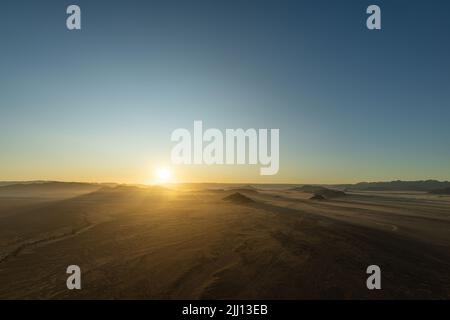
(0, 182, 449, 299)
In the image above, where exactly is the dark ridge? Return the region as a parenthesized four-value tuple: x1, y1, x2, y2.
(310, 194, 326, 200)
(290, 185, 327, 193)
(227, 188, 259, 194)
(239, 185, 257, 190)
(222, 192, 255, 204)
(315, 189, 346, 199)
(204, 189, 226, 192)
(429, 187, 450, 195)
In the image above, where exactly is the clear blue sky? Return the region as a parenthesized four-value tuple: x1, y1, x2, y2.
(1, 0, 449, 183)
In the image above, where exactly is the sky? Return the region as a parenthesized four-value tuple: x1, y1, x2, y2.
(1, 0, 449, 184)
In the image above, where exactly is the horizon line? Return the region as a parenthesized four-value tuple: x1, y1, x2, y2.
(1, 178, 450, 186)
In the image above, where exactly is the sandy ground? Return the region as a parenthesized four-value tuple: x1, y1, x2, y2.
(0, 185, 449, 299)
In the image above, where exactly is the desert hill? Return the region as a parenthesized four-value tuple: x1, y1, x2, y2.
(291, 185, 346, 199)
(223, 192, 255, 204)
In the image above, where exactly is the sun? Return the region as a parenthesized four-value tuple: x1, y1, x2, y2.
(154, 167, 173, 184)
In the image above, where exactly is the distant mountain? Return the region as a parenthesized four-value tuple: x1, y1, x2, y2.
(429, 187, 450, 195)
(346, 180, 450, 191)
(239, 185, 257, 190)
(316, 189, 346, 198)
(0, 181, 103, 199)
(0, 181, 48, 187)
(290, 185, 327, 193)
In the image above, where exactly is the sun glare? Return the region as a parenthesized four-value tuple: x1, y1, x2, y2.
(154, 167, 173, 184)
